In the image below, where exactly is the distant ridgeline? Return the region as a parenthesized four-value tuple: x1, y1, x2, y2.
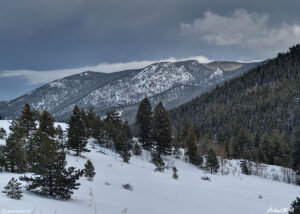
(170, 45, 300, 168)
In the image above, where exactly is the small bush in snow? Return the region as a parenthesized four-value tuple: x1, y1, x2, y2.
(172, 166, 178, 179)
(133, 143, 142, 156)
(105, 182, 111, 186)
(2, 177, 23, 200)
(151, 152, 165, 172)
(84, 160, 96, 181)
(258, 194, 263, 199)
(122, 183, 133, 191)
(201, 176, 211, 181)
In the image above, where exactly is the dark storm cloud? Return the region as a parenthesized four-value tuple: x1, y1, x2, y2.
(0, 0, 300, 100)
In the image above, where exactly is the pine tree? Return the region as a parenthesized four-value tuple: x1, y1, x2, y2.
(133, 143, 142, 156)
(122, 121, 133, 148)
(172, 166, 178, 179)
(67, 105, 88, 156)
(172, 128, 182, 159)
(289, 197, 300, 214)
(185, 128, 202, 167)
(0, 145, 6, 172)
(4, 133, 26, 173)
(120, 142, 131, 163)
(293, 125, 300, 172)
(26, 130, 48, 171)
(240, 159, 252, 175)
(233, 127, 251, 159)
(103, 110, 123, 148)
(39, 110, 56, 137)
(152, 102, 172, 155)
(20, 135, 82, 200)
(84, 160, 96, 181)
(151, 151, 165, 172)
(19, 104, 37, 139)
(136, 97, 153, 150)
(56, 125, 66, 149)
(2, 177, 23, 200)
(205, 148, 219, 174)
(0, 127, 6, 139)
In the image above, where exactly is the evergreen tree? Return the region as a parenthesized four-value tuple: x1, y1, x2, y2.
(185, 128, 202, 167)
(0, 145, 6, 172)
(26, 130, 48, 171)
(103, 110, 123, 148)
(133, 143, 142, 156)
(151, 151, 165, 172)
(136, 97, 153, 150)
(84, 160, 96, 181)
(172, 166, 178, 179)
(0, 127, 6, 139)
(4, 133, 26, 173)
(289, 197, 300, 214)
(67, 105, 88, 156)
(233, 127, 251, 159)
(19, 104, 37, 139)
(2, 177, 23, 200)
(293, 125, 300, 172)
(120, 142, 131, 163)
(56, 125, 66, 149)
(39, 110, 56, 137)
(205, 148, 219, 174)
(172, 128, 182, 159)
(122, 121, 133, 147)
(20, 135, 82, 200)
(152, 102, 172, 155)
(240, 159, 252, 175)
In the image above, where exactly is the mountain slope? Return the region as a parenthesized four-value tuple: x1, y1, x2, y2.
(170, 45, 300, 164)
(0, 60, 259, 121)
(0, 120, 298, 214)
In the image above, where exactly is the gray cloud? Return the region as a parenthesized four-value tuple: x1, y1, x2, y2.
(0, 56, 211, 84)
(180, 9, 300, 54)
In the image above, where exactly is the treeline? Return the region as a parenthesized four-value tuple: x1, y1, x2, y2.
(170, 45, 300, 174)
(0, 104, 96, 200)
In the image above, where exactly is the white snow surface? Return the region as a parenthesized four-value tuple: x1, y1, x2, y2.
(0, 120, 299, 214)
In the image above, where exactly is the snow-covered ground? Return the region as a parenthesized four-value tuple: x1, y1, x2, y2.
(0, 120, 299, 214)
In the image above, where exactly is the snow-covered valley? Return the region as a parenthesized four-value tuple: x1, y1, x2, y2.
(0, 120, 299, 214)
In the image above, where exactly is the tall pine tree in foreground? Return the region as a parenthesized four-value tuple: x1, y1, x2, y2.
(205, 148, 219, 174)
(136, 97, 153, 150)
(185, 128, 202, 167)
(4, 131, 26, 173)
(152, 102, 172, 155)
(2, 177, 23, 200)
(67, 105, 88, 156)
(20, 134, 82, 200)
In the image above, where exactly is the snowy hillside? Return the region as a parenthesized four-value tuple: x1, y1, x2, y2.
(0, 60, 260, 121)
(0, 120, 298, 214)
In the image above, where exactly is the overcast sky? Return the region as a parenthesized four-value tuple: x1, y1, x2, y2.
(0, 0, 300, 100)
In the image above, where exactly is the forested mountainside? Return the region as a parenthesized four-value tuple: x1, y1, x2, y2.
(0, 60, 258, 122)
(170, 45, 300, 167)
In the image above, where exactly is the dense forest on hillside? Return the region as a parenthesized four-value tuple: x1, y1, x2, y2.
(170, 45, 300, 168)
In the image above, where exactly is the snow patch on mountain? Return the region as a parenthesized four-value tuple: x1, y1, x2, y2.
(210, 68, 223, 79)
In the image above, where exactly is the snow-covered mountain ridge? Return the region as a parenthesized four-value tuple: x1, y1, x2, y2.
(0, 60, 260, 121)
